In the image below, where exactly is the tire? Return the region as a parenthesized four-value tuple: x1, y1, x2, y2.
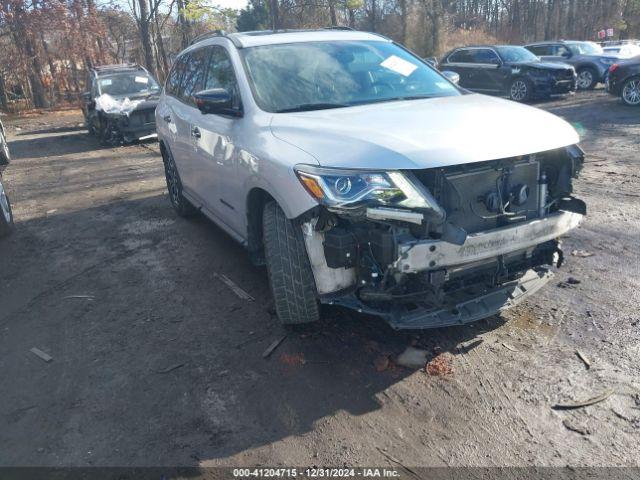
(620, 76, 640, 106)
(509, 78, 532, 102)
(0, 130, 10, 164)
(0, 175, 14, 237)
(576, 67, 598, 90)
(161, 145, 197, 217)
(87, 117, 98, 137)
(262, 201, 320, 325)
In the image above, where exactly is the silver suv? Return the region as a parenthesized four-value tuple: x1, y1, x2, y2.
(156, 29, 586, 329)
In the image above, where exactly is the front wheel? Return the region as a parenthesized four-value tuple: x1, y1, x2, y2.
(621, 77, 640, 106)
(263, 201, 320, 325)
(0, 130, 10, 164)
(509, 78, 532, 102)
(0, 175, 14, 237)
(576, 67, 598, 90)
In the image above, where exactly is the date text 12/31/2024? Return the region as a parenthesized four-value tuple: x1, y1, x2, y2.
(233, 468, 401, 478)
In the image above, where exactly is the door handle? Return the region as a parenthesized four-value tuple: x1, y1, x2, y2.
(191, 127, 201, 139)
(162, 115, 171, 123)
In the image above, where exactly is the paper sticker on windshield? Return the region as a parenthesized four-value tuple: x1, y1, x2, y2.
(100, 79, 112, 86)
(435, 82, 453, 90)
(135, 76, 149, 84)
(380, 55, 418, 76)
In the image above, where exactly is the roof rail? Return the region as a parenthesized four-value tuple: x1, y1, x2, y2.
(323, 26, 355, 31)
(189, 30, 226, 46)
(188, 29, 245, 48)
(92, 63, 141, 72)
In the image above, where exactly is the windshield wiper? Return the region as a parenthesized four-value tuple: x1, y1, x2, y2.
(275, 103, 350, 113)
(397, 94, 439, 101)
(350, 94, 440, 106)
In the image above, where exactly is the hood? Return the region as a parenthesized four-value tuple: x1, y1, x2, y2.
(579, 54, 617, 62)
(270, 94, 579, 170)
(95, 93, 158, 116)
(512, 61, 574, 71)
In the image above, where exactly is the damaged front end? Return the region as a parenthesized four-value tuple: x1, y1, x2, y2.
(95, 94, 158, 145)
(296, 145, 586, 329)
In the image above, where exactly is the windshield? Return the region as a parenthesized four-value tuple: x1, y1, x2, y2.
(241, 41, 460, 112)
(567, 42, 604, 55)
(98, 73, 160, 97)
(495, 46, 539, 63)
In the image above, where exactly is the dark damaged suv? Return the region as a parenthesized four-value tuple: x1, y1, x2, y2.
(82, 64, 160, 144)
(156, 29, 586, 330)
(439, 45, 576, 102)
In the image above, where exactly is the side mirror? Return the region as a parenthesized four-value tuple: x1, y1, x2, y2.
(194, 88, 239, 116)
(561, 51, 572, 58)
(441, 70, 460, 85)
(423, 57, 438, 68)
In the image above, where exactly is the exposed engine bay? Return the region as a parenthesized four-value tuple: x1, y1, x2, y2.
(299, 145, 586, 329)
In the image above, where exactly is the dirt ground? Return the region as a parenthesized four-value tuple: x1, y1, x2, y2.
(0, 89, 639, 470)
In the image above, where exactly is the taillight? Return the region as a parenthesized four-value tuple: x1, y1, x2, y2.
(609, 63, 619, 73)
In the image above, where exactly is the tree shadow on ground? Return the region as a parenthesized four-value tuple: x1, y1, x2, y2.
(0, 194, 503, 468)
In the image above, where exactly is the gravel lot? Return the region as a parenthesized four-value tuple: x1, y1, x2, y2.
(0, 90, 638, 469)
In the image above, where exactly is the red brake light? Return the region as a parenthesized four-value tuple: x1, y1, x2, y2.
(609, 64, 619, 73)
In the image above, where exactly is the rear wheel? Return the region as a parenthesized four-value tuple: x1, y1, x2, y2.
(161, 145, 197, 217)
(621, 77, 640, 106)
(576, 67, 598, 90)
(509, 78, 532, 102)
(263, 201, 320, 325)
(0, 175, 14, 237)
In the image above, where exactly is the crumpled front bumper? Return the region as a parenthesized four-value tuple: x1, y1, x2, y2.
(394, 211, 583, 274)
(327, 268, 554, 329)
(318, 211, 583, 330)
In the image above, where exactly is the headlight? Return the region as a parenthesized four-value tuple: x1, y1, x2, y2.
(295, 165, 441, 214)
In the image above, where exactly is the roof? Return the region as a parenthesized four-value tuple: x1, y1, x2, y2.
(195, 29, 391, 48)
(525, 40, 597, 46)
(91, 64, 146, 77)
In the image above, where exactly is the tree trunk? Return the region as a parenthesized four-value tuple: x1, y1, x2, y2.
(137, 0, 156, 75)
(154, 12, 169, 81)
(400, 0, 407, 43)
(269, 0, 280, 29)
(0, 74, 9, 113)
(328, 0, 337, 26)
(371, 0, 377, 31)
(177, 0, 192, 49)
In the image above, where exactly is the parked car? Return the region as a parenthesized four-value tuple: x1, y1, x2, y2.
(606, 57, 640, 106)
(0, 118, 13, 237)
(82, 64, 161, 144)
(525, 40, 617, 90)
(603, 44, 640, 58)
(439, 45, 576, 102)
(156, 29, 586, 329)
